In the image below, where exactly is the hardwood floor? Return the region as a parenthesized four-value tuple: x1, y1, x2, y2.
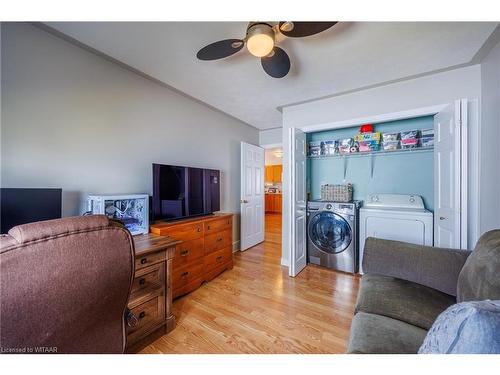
(139, 213, 360, 354)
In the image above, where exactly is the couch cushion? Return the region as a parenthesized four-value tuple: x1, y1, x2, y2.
(347, 312, 427, 354)
(419, 300, 500, 354)
(457, 229, 500, 302)
(356, 274, 456, 330)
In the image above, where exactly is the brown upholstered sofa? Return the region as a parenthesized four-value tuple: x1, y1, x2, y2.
(347, 230, 500, 353)
(0, 215, 135, 354)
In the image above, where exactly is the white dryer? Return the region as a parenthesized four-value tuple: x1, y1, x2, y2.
(359, 194, 433, 274)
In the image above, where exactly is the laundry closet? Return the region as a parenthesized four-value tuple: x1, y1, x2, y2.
(287, 100, 469, 278)
(305, 115, 435, 274)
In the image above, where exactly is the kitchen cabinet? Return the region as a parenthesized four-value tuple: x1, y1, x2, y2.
(265, 194, 282, 213)
(265, 165, 283, 184)
(265, 166, 274, 183)
(274, 194, 282, 213)
(273, 165, 283, 183)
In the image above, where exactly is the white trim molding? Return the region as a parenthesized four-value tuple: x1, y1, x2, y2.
(232, 240, 240, 253)
(299, 104, 448, 133)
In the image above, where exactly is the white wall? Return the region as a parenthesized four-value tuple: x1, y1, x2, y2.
(281, 65, 484, 265)
(479, 39, 500, 233)
(259, 127, 282, 147)
(265, 148, 283, 166)
(1, 23, 259, 245)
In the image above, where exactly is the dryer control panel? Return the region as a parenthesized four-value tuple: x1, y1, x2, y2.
(364, 194, 425, 210)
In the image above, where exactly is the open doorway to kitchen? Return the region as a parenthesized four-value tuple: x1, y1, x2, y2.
(264, 148, 283, 248)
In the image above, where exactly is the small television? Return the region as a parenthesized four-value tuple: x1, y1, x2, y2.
(152, 164, 220, 221)
(1, 188, 62, 234)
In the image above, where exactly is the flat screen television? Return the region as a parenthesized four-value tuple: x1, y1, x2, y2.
(1, 188, 62, 234)
(152, 164, 220, 221)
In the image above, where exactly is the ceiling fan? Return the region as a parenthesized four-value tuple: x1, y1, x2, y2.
(196, 22, 337, 78)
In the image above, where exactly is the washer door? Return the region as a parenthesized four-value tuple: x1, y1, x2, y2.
(308, 211, 352, 254)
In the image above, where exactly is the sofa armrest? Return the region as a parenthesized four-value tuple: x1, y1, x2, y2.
(363, 237, 471, 296)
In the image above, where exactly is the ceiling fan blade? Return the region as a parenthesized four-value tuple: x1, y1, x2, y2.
(278, 22, 338, 38)
(261, 47, 290, 78)
(196, 39, 244, 60)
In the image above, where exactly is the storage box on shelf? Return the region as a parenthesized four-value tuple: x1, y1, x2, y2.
(308, 128, 434, 158)
(149, 213, 234, 299)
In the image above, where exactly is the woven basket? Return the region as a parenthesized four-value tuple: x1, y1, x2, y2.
(320, 184, 353, 202)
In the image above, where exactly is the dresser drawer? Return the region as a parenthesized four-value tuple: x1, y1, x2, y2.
(128, 293, 165, 336)
(131, 262, 164, 297)
(162, 222, 203, 242)
(205, 229, 232, 254)
(205, 217, 232, 234)
(204, 247, 232, 271)
(205, 257, 233, 282)
(173, 277, 204, 299)
(173, 259, 204, 289)
(135, 250, 166, 271)
(173, 238, 204, 268)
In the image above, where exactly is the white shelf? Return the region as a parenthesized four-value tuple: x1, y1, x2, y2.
(307, 146, 433, 160)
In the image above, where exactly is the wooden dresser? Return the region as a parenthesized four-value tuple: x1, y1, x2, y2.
(150, 213, 234, 299)
(126, 234, 180, 352)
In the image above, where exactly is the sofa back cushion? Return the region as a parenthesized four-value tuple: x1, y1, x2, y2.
(457, 230, 500, 302)
(418, 300, 500, 354)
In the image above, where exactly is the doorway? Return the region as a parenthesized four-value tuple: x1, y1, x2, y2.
(264, 148, 283, 247)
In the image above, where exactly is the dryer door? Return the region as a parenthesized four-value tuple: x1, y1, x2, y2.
(308, 211, 352, 254)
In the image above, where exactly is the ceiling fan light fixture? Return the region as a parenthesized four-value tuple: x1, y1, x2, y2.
(246, 23, 275, 57)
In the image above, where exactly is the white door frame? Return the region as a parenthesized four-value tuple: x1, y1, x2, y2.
(283, 102, 478, 268)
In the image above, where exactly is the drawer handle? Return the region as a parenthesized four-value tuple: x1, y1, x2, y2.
(207, 225, 211, 230)
(126, 309, 138, 327)
(197, 227, 201, 232)
(139, 278, 146, 286)
(180, 249, 189, 256)
(140, 258, 147, 265)
(139, 311, 146, 319)
(181, 271, 189, 278)
(216, 237, 223, 242)
(216, 256, 223, 261)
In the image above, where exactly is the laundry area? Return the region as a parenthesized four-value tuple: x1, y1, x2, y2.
(305, 116, 436, 274)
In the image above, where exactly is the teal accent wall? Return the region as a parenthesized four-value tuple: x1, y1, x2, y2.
(307, 116, 434, 211)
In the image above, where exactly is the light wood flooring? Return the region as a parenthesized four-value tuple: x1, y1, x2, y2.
(140, 213, 360, 354)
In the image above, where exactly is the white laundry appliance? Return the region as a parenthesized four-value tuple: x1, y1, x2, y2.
(359, 194, 433, 274)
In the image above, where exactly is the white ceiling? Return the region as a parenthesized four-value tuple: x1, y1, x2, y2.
(46, 22, 497, 130)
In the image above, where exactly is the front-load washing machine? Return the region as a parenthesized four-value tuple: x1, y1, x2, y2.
(359, 194, 434, 274)
(307, 200, 362, 274)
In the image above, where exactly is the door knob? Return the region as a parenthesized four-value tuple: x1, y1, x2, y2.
(240, 199, 249, 204)
(439, 216, 446, 220)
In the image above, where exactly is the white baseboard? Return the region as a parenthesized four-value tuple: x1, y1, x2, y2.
(232, 240, 240, 253)
(280, 257, 289, 267)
